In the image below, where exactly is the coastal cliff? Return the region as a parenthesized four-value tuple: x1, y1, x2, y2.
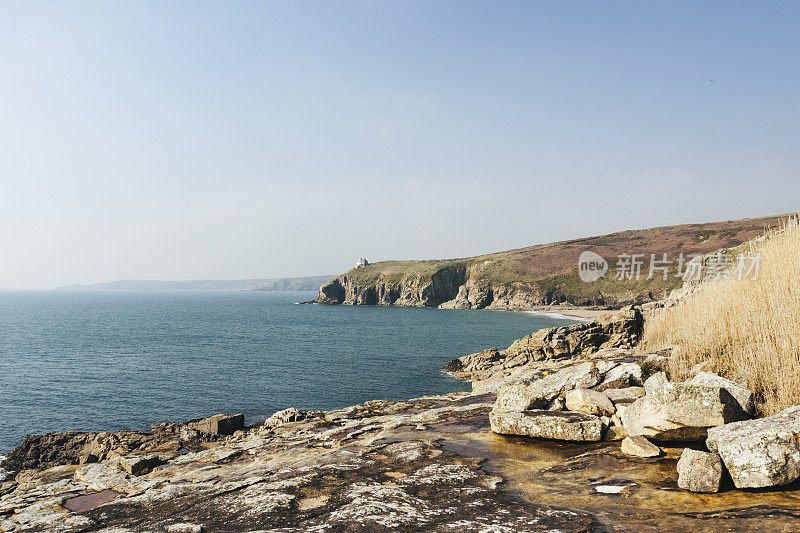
(315, 215, 789, 310)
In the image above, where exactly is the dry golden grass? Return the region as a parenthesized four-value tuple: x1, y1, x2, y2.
(643, 218, 800, 416)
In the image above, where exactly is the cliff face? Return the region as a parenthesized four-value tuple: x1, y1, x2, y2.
(317, 264, 468, 307)
(316, 261, 664, 310)
(315, 215, 790, 310)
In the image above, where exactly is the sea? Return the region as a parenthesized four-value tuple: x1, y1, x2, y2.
(0, 289, 576, 475)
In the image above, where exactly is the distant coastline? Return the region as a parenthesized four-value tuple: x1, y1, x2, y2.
(57, 275, 333, 292)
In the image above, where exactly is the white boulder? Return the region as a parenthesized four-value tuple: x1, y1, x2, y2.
(706, 405, 800, 488)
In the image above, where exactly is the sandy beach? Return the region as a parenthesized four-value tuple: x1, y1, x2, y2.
(525, 306, 616, 320)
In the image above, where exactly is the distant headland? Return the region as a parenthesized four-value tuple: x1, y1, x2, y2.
(58, 275, 333, 292)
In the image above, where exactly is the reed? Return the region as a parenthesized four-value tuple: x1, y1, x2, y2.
(643, 219, 800, 415)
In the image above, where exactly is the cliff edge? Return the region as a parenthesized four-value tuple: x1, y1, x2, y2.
(315, 215, 789, 310)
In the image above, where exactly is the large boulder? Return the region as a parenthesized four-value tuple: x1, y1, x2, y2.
(689, 372, 755, 416)
(643, 372, 669, 395)
(676, 449, 723, 493)
(118, 455, 162, 476)
(595, 363, 643, 391)
(489, 410, 603, 441)
(188, 414, 245, 436)
(492, 362, 600, 412)
(706, 406, 800, 489)
(622, 378, 748, 441)
(565, 389, 615, 416)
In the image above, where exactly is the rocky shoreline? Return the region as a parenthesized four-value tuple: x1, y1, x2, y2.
(4, 309, 800, 531)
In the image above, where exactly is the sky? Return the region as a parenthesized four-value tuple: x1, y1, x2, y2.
(1, 1, 799, 289)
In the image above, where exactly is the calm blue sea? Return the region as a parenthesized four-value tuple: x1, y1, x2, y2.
(0, 290, 573, 453)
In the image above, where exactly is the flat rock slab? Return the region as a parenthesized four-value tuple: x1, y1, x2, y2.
(620, 436, 661, 458)
(62, 489, 122, 513)
(707, 405, 800, 489)
(490, 409, 603, 441)
(604, 387, 646, 404)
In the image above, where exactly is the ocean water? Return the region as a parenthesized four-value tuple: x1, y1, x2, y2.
(0, 290, 574, 455)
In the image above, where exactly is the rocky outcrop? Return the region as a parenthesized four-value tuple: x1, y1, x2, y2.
(445, 307, 643, 381)
(677, 449, 723, 493)
(492, 361, 602, 412)
(1, 414, 246, 475)
(1, 430, 181, 474)
(706, 405, 800, 489)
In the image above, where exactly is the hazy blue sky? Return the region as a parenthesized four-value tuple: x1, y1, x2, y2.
(1, 1, 798, 288)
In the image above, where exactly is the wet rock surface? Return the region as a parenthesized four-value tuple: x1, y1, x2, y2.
(3, 387, 800, 531)
(486, 431, 800, 532)
(1, 393, 605, 532)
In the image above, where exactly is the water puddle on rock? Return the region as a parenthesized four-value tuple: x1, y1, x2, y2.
(476, 432, 800, 532)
